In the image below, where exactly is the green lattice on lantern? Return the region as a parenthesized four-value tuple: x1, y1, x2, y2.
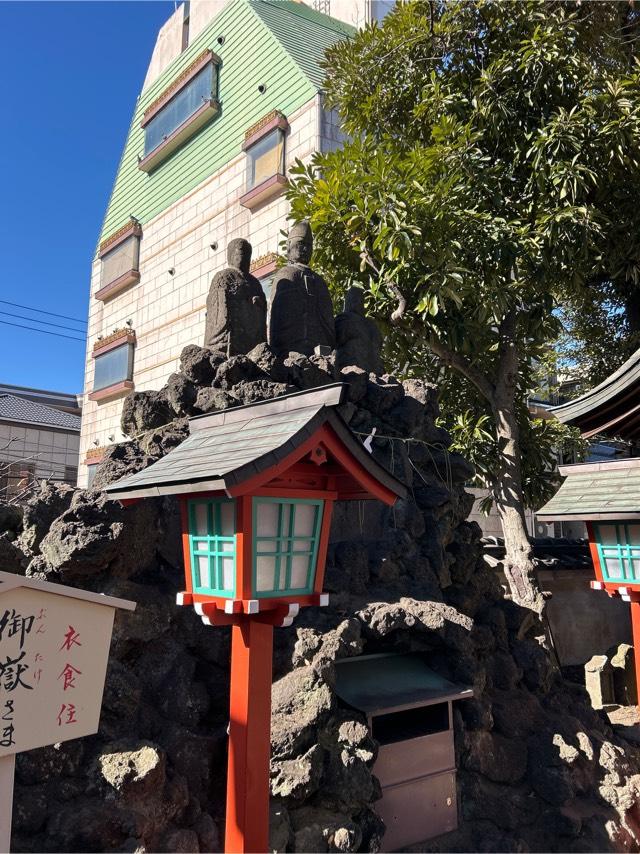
(594, 522, 640, 583)
(252, 498, 323, 597)
(188, 498, 237, 597)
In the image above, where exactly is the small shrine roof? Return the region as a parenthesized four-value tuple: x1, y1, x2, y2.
(550, 348, 640, 440)
(537, 459, 640, 520)
(335, 653, 473, 716)
(104, 384, 407, 502)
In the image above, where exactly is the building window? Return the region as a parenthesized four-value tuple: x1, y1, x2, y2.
(251, 253, 278, 301)
(139, 50, 220, 173)
(252, 498, 323, 597)
(89, 329, 136, 402)
(188, 498, 237, 598)
(594, 522, 640, 582)
(240, 111, 289, 210)
(86, 464, 99, 489)
(246, 128, 285, 190)
(97, 219, 142, 301)
(94, 344, 134, 392)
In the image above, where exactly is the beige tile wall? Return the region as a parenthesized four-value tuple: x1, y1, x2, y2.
(78, 96, 325, 486)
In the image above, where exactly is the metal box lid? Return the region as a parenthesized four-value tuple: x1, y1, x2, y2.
(334, 653, 473, 716)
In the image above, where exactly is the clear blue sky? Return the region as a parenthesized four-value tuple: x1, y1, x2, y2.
(0, 0, 173, 394)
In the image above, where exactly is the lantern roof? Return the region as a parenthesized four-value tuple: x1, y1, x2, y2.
(537, 459, 640, 521)
(550, 347, 640, 440)
(104, 384, 407, 503)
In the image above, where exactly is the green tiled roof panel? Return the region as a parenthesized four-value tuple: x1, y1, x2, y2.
(250, 0, 354, 89)
(104, 385, 408, 501)
(538, 468, 640, 519)
(97, 0, 352, 248)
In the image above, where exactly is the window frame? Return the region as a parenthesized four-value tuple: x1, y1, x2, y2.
(138, 50, 221, 173)
(89, 330, 136, 401)
(239, 111, 289, 211)
(594, 521, 640, 582)
(252, 497, 323, 598)
(97, 220, 142, 302)
(188, 498, 237, 598)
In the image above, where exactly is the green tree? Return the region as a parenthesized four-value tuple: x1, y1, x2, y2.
(287, 0, 640, 613)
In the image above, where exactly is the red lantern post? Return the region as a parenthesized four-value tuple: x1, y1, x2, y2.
(106, 385, 406, 852)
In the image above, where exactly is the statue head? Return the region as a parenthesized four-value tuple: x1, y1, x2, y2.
(287, 221, 313, 266)
(344, 286, 365, 316)
(227, 238, 252, 274)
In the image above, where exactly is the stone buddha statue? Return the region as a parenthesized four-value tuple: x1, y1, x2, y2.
(335, 286, 384, 375)
(268, 222, 335, 357)
(204, 238, 267, 356)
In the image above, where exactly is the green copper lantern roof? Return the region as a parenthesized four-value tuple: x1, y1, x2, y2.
(104, 384, 407, 501)
(537, 459, 640, 521)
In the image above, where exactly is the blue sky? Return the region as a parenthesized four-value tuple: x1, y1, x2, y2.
(0, 0, 173, 393)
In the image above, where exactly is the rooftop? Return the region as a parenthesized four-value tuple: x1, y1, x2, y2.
(105, 384, 406, 501)
(537, 460, 640, 521)
(0, 394, 81, 433)
(550, 348, 640, 441)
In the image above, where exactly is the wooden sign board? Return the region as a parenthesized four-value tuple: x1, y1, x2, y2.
(0, 572, 135, 851)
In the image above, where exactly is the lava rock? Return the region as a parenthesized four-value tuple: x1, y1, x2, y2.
(121, 390, 174, 437)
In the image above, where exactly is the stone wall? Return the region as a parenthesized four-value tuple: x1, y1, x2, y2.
(3, 347, 640, 852)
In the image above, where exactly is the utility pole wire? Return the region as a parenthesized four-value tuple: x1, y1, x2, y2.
(0, 299, 86, 325)
(0, 319, 85, 342)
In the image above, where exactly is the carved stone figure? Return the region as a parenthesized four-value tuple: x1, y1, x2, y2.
(204, 238, 267, 356)
(335, 286, 384, 375)
(268, 222, 335, 357)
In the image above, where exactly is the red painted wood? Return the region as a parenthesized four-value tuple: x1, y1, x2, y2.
(631, 602, 640, 716)
(225, 618, 273, 853)
(586, 522, 604, 583)
(314, 498, 334, 594)
(237, 495, 253, 601)
(180, 499, 193, 594)
(226, 424, 399, 505)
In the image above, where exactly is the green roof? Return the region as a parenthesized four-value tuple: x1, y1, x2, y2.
(104, 385, 407, 501)
(97, 0, 353, 249)
(250, 0, 354, 89)
(537, 461, 640, 520)
(551, 348, 640, 441)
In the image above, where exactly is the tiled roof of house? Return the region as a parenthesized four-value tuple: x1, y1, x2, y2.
(0, 394, 81, 432)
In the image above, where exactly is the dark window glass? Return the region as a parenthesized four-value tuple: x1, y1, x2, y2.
(94, 344, 133, 391)
(144, 64, 216, 155)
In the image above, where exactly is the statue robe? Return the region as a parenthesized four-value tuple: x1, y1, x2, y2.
(204, 268, 267, 356)
(268, 264, 335, 357)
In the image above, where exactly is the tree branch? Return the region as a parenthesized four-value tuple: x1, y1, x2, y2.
(360, 248, 408, 323)
(428, 334, 496, 401)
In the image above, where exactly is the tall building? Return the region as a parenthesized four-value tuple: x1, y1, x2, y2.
(79, 0, 372, 487)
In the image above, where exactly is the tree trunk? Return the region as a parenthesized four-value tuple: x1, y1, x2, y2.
(491, 309, 546, 617)
(491, 392, 546, 616)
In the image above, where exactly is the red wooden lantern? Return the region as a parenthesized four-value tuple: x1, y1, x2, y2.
(106, 384, 406, 852)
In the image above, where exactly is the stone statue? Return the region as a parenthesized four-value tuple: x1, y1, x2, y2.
(204, 238, 267, 356)
(268, 222, 335, 357)
(335, 286, 384, 375)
